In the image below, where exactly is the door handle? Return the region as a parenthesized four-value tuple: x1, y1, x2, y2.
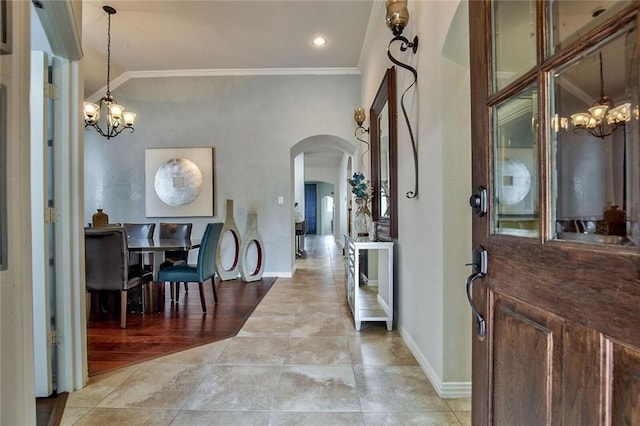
(465, 246, 487, 338)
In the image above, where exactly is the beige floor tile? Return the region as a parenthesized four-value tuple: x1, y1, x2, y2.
(296, 302, 343, 317)
(273, 365, 360, 411)
(362, 411, 462, 425)
(291, 316, 349, 337)
(269, 411, 364, 425)
(455, 411, 472, 426)
(72, 407, 178, 425)
(286, 337, 351, 365)
(238, 316, 296, 336)
(151, 339, 230, 364)
(60, 407, 91, 425)
(349, 336, 419, 366)
(172, 410, 270, 425)
(446, 397, 472, 411)
(66, 365, 141, 408)
(355, 366, 450, 412)
(97, 362, 211, 409)
(251, 302, 300, 318)
(184, 365, 281, 411)
(216, 336, 289, 365)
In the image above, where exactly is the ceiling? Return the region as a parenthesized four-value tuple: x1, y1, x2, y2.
(82, 0, 374, 98)
(81, 1, 373, 172)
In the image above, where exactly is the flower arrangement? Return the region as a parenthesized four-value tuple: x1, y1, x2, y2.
(348, 172, 371, 201)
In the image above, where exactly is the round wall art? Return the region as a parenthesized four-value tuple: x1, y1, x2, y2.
(154, 157, 203, 207)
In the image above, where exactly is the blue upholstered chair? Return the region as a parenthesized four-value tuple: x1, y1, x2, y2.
(157, 223, 223, 312)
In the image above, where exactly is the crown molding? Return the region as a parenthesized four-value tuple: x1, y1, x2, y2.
(86, 67, 361, 102)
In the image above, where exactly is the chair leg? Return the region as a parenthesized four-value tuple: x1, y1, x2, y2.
(170, 282, 175, 301)
(198, 282, 206, 312)
(184, 282, 188, 293)
(211, 277, 218, 303)
(120, 290, 127, 328)
(175, 282, 180, 302)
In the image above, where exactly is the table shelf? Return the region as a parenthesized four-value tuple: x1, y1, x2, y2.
(344, 236, 394, 331)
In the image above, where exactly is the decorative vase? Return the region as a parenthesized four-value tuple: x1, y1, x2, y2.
(92, 208, 109, 228)
(239, 213, 265, 282)
(216, 199, 241, 280)
(353, 198, 372, 240)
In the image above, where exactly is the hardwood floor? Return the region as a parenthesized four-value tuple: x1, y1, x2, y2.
(87, 277, 276, 376)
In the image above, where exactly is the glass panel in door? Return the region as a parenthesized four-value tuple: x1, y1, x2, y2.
(549, 0, 631, 54)
(491, 0, 537, 92)
(550, 23, 639, 246)
(493, 86, 540, 237)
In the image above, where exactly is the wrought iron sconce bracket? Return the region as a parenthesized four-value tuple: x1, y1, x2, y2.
(387, 34, 419, 199)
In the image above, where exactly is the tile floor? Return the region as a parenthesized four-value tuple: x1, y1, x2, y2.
(62, 235, 471, 425)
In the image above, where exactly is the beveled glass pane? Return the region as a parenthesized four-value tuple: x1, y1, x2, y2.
(550, 23, 638, 246)
(491, 0, 537, 92)
(493, 86, 539, 237)
(549, 0, 630, 55)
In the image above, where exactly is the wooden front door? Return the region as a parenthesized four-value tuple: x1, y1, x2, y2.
(469, 1, 640, 424)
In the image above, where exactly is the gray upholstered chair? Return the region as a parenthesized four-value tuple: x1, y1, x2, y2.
(157, 223, 223, 312)
(159, 222, 192, 298)
(85, 227, 152, 328)
(123, 223, 156, 272)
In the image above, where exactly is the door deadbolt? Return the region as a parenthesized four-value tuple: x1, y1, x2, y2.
(469, 186, 487, 217)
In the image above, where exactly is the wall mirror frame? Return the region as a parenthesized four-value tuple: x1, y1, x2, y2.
(370, 66, 397, 241)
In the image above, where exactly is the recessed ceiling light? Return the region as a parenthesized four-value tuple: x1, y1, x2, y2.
(312, 36, 327, 47)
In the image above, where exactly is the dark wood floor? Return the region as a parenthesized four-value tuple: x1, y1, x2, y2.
(88, 277, 276, 376)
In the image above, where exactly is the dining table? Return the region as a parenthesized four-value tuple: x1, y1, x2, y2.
(127, 238, 201, 312)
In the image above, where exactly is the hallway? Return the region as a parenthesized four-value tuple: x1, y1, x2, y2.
(61, 235, 471, 425)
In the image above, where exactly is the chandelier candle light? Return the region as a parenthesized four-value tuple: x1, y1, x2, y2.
(83, 5, 136, 140)
(570, 52, 631, 139)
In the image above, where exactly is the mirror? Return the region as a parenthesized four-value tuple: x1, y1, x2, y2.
(371, 67, 397, 241)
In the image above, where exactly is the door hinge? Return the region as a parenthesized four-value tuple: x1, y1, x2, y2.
(48, 330, 59, 347)
(45, 207, 57, 223)
(44, 83, 57, 100)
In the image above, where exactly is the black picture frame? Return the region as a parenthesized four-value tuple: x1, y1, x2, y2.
(0, 84, 7, 270)
(0, 0, 11, 55)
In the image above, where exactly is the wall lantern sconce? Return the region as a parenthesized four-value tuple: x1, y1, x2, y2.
(570, 52, 630, 139)
(354, 107, 370, 144)
(83, 5, 136, 140)
(354, 107, 370, 171)
(385, 0, 419, 199)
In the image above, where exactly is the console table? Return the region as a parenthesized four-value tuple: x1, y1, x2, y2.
(344, 236, 394, 331)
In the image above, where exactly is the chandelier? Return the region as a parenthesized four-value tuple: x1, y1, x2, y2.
(83, 5, 136, 140)
(570, 52, 630, 139)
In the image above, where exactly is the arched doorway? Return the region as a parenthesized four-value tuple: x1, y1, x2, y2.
(290, 135, 356, 259)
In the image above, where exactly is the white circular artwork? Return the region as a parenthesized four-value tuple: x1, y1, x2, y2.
(498, 158, 531, 205)
(154, 158, 203, 206)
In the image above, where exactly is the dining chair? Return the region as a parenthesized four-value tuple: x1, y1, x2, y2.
(123, 223, 156, 273)
(157, 223, 223, 312)
(159, 222, 192, 298)
(84, 227, 152, 328)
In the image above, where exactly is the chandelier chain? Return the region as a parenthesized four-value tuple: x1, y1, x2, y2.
(106, 11, 112, 96)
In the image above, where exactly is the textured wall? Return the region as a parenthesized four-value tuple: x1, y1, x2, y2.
(84, 74, 360, 274)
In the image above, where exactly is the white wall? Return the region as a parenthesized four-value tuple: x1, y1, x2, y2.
(358, 0, 472, 395)
(84, 74, 360, 275)
(1, 2, 37, 424)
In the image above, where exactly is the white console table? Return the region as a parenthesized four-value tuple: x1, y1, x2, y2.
(344, 236, 394, 331)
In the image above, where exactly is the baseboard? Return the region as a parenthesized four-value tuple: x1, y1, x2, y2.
(398, 324, 472, 399)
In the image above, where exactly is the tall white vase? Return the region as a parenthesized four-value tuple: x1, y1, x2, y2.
(239, 213, 265, 282)
(215, 199, 241, 280)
